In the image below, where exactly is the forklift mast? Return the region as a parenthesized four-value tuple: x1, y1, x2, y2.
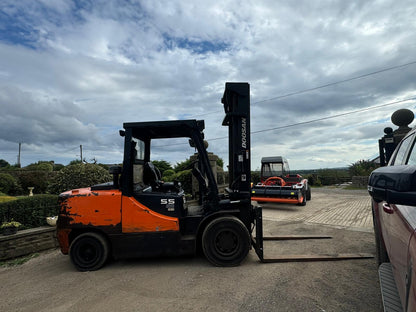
(221, 82, 251, 198)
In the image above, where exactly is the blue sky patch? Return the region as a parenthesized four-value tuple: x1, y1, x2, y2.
(163, 35, 229, 54)
(0, 11, 39, 49)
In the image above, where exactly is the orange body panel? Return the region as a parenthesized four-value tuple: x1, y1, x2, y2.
(57, 229, 71, 254)
(251, 196, 303, 204)
(121, 196, 179, 233)
(62, 188, 122, 226)
(60, 187, 179, 233)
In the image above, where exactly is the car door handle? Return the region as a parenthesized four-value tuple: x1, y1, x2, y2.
(383, 203, 394, 214)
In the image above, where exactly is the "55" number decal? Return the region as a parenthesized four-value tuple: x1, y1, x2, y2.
(161, 199, 175, 205)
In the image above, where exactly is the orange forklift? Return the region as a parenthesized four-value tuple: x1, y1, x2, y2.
(57, 82, 372, 271)
(57, 82, 262, 271)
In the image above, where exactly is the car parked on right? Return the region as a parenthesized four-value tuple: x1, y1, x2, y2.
(368, 126, 416, 312)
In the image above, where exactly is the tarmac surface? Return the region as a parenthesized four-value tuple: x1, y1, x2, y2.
(0, 187, 382, 312)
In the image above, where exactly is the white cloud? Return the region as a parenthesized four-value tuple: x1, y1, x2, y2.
(0, 0, 416, 169)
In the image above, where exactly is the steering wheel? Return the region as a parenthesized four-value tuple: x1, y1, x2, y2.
(264, 176, 286, 186)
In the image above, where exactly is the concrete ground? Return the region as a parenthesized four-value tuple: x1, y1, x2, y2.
(0, 187, 381, 312)
(261, 187, 372, 231)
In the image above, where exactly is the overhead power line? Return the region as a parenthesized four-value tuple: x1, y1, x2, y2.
(189, 60, 416, 118)
(153, 96, 416, 148)
(253, 60, 416, 104)
(206, 96, 416, 141)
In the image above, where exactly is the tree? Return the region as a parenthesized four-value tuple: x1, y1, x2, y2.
(53, 164, 65, 171)
(16, 171, 50, 194)
(349, 160, 379, 176)
(0, 173, 20, 194)
(152, 160, 173, 175)
(174, 158, 194, 172)
(48, 163, 112, 194)
(25, 161, 54, 172)
(216, 157, 224, 169)
(69, 159, 83, 165)
(0, 159, 10, 168)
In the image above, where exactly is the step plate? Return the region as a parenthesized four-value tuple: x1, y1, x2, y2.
(379, 263, 403, 312)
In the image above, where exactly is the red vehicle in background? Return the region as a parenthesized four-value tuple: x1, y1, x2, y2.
(251, 156, 311, 206)
(368, 126, 416, 312)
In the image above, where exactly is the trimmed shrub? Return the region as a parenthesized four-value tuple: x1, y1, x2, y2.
(163, 169, 192, 194)
(0, 173, 19, 194)
(0, 195, 59, 229)
(162, 169, 175, 179)
(48, 163, 111, 194)
(0, 195, 17, 203)
(14, 171, 51, 195)
(25, 161, 54, 172)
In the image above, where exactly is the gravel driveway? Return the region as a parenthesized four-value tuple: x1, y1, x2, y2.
(0, 187, 381, 312)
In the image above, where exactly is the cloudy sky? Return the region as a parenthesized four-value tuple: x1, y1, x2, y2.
(1, 0, 416, 170)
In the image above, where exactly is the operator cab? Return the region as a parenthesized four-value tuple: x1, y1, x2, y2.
(260, 156, 290, 181)
(130, 139, 181, 194)
(118, 119, 218, 219)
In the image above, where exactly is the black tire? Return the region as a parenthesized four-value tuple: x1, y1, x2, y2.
(202, 216, 251, 267)
(298, 189, 307, 206)
(69, 232, 109, 271)
(306, 186, 311, 201)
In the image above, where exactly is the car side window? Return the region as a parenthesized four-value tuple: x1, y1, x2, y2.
(407, 136, 416, 165)
(391, 133, 415, 165)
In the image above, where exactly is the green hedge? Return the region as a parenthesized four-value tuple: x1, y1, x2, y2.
(0, 195, 59, 230)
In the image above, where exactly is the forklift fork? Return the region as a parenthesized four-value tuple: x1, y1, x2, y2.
(253, 207, 374, 263)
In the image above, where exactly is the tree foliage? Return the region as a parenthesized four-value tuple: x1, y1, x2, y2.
(15, 171, 50, 194)
(25, 161, 54, 172)
(0, 159, 10, 168)
(349, 160, 379, 176)
(0, 173, 20, 195)
(174, 158, 194, 172)
(162, 169, 193, 194)
(152, 160, 173, 175)
(216, 157, 224, 169)
(48, 163, 111, 194)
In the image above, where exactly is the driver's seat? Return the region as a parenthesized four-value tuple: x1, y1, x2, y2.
(143, 162, 181, 193)
(143, 162, 161, 189)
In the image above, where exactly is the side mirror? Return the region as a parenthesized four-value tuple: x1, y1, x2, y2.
(368, 165, 416, 205)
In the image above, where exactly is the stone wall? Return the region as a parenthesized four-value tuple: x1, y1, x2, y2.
(0, 226, 59, 261)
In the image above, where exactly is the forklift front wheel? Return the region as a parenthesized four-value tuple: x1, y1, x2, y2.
(69, 232, 109, 271)
(202, 216, 250, 267)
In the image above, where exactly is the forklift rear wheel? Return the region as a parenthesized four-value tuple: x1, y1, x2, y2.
(202, 216, 250, 267)
(69, 232, 109, 271)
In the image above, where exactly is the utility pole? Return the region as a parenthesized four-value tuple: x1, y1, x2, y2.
(17, 142, 21, 168)
(80, 145, 83, 162)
